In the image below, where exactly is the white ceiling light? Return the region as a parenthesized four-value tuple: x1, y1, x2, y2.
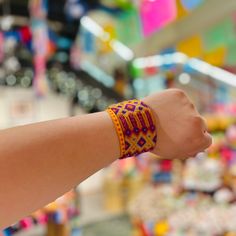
(109, 39, 134, 61)
(188, 58, 236, 87)
(133, 53, 236, 88)
(80, 16, 104, 38)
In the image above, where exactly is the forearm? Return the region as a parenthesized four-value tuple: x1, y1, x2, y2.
(0, 111, 119, 229)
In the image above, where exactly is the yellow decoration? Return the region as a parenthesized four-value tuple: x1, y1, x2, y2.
(154, 220, 169, 236)
(203, 47, 226, 66)
(176, 0, 188, 19)
(100, 24, 116, 53)
(177, 35, 202, 57)
(225, 233, 236, 236)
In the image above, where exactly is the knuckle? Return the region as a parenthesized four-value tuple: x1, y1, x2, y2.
(192, 115, 203, 126)
(189, 103, 196, 110)
(171, 89, 186, 98)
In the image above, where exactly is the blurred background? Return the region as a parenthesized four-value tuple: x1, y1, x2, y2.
(1, 0, 236, 235)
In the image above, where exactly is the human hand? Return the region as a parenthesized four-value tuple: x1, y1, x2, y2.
(142, 89, 212, 159)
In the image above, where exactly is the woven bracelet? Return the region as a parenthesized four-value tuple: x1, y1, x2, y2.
(106, 99, 157, 159)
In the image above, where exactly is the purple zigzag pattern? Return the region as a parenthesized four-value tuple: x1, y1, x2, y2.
(128, 113, 138, 129)
(137, 113, 146, 127)
(119, 114, 129, 131)
(145, 110, 154, 126)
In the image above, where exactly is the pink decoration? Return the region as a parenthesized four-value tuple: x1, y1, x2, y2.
(140, 0, 177, 37)
(37, 213, 48, 225)
(20, 218, 33, 229)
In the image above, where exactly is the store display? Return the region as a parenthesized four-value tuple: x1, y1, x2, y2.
(3, 191, 80, 236)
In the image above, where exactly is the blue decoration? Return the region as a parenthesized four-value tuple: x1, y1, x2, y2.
(3, 228, 13, 236)
(181, 0, 204, 10)
(152, 172, 172, 183)
(57, 37, 72, 49)
(160, 47, 176, 55)
(183, 63, 196, 74)
(80, 27, 95, 53)
(215, 85, 229, 104)
(4, 31, 20, 42)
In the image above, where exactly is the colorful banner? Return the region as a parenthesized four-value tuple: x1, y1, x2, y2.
(116, 7, 142, 46)
(140, 0, 177, 37)
(176, 35, 202, 57)
(203, 47, 226, 66)
(203, 18, 236, 52)
(181, 0, 204, 10)
(176, 0, 188, 19)
(226, 42, 236, 66)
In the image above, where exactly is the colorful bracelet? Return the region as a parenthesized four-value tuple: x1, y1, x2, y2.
(106, 99, 157, 159)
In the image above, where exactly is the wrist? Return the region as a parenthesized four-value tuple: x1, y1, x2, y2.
(101, 111, 120, 159)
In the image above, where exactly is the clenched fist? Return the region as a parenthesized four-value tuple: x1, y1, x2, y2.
(143, 89, 212, 159)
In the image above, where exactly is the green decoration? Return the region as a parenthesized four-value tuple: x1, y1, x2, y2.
(116, 0, 133, 9)
(203, 18, 236, 52)
(130, 64, 144, 78)
(226, 42, 236, 65)
(116, 8, 142, 46)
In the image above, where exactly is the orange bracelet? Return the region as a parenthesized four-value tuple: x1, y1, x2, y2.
(106, 99, 157, 159)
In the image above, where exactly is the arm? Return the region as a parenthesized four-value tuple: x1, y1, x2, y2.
(0, 112, 119, 229)
(0, 89, 212, 229)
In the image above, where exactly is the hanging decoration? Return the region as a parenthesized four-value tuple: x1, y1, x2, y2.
(115, 0, 133, 10)
(0, 32, 4, 63)
(176, 35, 202, 58)
(29, 0, 49, 97)
(203, 18, 236, 53)
(176, 0, 188, 19)
(226, 42, 236, 66)
(116, 7, 142, 46)
(100, 24, 116, 53)
(140, 0, 177, 37)
(181, 0, 204, 11)
(204, 47, 226, 67)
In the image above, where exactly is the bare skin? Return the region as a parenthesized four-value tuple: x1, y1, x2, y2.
(0, 89, 211, 229)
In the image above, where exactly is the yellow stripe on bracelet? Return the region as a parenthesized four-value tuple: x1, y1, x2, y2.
(107, 99, 157, 159)
(106, 108, 126, 155)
